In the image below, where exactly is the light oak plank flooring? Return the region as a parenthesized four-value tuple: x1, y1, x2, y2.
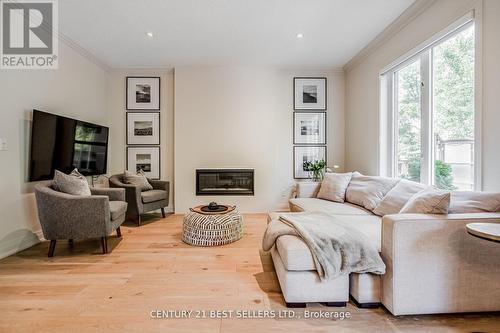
(0, 213, 498, 333)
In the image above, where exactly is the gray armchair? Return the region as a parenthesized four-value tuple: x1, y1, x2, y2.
(34, 183, 127, 257)
(109, 174, 169, 225)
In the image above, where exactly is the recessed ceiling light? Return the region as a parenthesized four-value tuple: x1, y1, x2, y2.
(146, 32, 154, 38)
(296, 33, 304, 39)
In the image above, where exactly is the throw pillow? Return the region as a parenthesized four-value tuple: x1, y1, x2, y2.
(449, 191, 500, 213)
(123, 169, 153, 191)
(373, 179, 428, 216)
(345, 172, 400, 211)
(399, 187, 450, 214)
(317, 172, 352, 203)
(52, 168, 91, 196)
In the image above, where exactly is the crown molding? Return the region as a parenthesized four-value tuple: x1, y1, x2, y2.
(343, 0, 436, 73)
(276, 66, 344, 74)
(58, 32, 112, 73)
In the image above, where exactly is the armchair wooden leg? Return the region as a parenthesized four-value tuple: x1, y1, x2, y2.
(48, 240, 56, 257)
(137, 215, 141, 226)
(116, 227, 122, 238)
(100, 236, 108, 254)
(161, 207, 166, 218)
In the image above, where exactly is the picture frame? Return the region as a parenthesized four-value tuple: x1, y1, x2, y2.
(126, 146, 161, 179)
(293, 146, 327, 179)
(293, 77, 327, 110)
(126, 112, 160, 145)
(126, 76, 161, 110)
(293, 112, 326, 145)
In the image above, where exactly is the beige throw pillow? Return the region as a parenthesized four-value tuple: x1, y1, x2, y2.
(373, 179, 428, 216)
(317, 172, 352, 203)
(449, 191, 500, 213)
(52, 168, 91, 196)
(345, 172, 400, 211)
(124, 169, 153, 191)
(399, 188, 450, 214)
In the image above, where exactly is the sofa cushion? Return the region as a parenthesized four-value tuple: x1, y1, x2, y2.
(317, 172, 352, 203)
(52, 169, 91, 196)
(289, 198, 371, 215)
(123, 169, 153, 192)
(345, 172, 399, 211)
(399, 188, 450, 214)
(141, 189, 167, 204)
(449, 191, 500, 213)
(275, 214, 382, 271)
(373, 179, 428, 216)
(109, 201, 127, 221)
(296, 182, 321, 198)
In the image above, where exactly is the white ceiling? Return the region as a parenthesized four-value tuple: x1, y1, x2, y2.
(59, 0, 415, 68)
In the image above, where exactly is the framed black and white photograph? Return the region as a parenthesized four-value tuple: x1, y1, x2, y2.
(126, 77, 160, 110)
(126, 112, 160, 145)
(293, 112, 326, 145)
(293, 77, 327, 110)
(126, 146, 160, 179)
(293, 146, 327, 179)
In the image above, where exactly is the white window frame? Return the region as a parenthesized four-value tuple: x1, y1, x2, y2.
(379, 11, 481, 190)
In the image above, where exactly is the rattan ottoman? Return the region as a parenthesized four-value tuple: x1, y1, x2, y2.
(182, 205, 243, 246)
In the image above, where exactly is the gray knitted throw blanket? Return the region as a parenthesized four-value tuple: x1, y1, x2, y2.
(262, 212, 386, 280)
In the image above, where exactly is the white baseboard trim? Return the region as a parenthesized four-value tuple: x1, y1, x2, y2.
(0, 229, 42, 260)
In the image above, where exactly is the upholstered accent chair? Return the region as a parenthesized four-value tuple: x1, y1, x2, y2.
(34, 183, 127, 257)
(109, 174, 169, 225)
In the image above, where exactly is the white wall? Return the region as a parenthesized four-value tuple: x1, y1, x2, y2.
(345, 0, 500, 190)
(174, 66, 345, 213)
(0, 42, 109, 258)
(106, 69, 174, 212)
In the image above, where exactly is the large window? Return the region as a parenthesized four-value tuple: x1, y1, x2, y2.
(380, 20, 476, 190)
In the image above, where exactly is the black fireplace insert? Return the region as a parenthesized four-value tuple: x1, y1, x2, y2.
(196, 169, 254, 196)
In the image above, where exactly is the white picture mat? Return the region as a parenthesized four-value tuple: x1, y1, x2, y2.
(127, 147, 160, 179)
(294, 78, 326, 110)
(294, 146, 326, 179)
(127, 112, 160, 145)
(294, 112, 326, 144)
(127, 77, 160, 110)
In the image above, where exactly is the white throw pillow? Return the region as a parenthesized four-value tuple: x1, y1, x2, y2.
(317, 172, 352, 203)
(52, 168, 91, 196)
(345, 172, 400, 211)
(124, 169, 153, 191)
(373, 179, 428, 216)
(399, 187, 450, 214)
(449, 191, 500, 213)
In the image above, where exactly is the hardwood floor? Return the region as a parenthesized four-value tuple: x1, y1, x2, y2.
(0, 213, 498, 333)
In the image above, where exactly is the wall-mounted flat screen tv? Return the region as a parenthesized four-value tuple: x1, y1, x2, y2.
(29, 110, 109, 181)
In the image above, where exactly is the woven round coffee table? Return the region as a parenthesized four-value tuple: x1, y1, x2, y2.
(182, 205, 243, 246)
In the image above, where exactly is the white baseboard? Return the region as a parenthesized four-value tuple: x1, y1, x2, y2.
(0, 229, 42, 260)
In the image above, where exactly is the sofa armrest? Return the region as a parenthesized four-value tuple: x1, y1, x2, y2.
(148, 179, 169, 191)
(294, 181, 321, 198)
(109, 176, 143, 215)
(381, 213, 500, 315)
(91, 187, 125, 201)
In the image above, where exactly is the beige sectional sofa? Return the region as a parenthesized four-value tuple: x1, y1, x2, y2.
(268, 175, 500, 315)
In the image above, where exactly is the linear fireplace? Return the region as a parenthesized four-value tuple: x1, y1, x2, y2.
(196, 169, 254, 196)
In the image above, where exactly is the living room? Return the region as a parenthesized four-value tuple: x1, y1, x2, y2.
(0, 0, 499, 332)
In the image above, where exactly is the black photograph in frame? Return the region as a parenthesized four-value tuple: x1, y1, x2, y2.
(293, 112, 326, 145)
(126, 112, 160, 145)
(293, 146, 327, 179)
(293, 77, 327, 110)
(126, 146, 161, 179)
(126, 76, 161, 110)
